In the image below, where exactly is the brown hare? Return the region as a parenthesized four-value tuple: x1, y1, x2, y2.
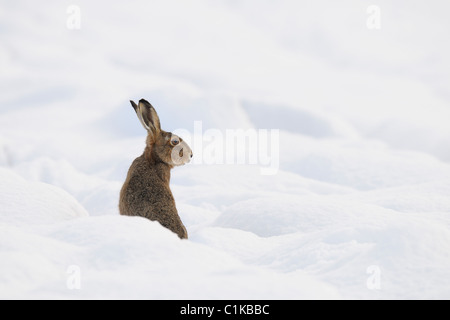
(119, 99, 192, 239)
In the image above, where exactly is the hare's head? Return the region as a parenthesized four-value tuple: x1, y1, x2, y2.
(130, 99, 193, 167)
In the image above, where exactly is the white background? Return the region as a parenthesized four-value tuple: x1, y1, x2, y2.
(1, 0, 450, 299)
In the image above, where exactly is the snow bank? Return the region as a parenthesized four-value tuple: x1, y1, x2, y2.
(279, 133, 450, 190)
(0, 206, 340, 299)
(0, 165, 339, 299)
(0, 168, 88, 227)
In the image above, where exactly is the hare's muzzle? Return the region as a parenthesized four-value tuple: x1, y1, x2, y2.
(171, 140, 193, 166)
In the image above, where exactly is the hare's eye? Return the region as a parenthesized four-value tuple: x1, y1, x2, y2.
(170, 138, 180, 146)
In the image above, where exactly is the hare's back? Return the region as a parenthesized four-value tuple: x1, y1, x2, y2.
(122, 155, 176, 213)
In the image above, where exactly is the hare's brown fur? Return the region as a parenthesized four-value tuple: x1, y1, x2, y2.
(119, 99, 190, 239)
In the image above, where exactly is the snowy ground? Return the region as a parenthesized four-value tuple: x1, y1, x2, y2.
(1, 0, 450, 299)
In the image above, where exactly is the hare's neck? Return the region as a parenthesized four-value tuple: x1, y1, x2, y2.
(143, 154, 171, 184)
(143, 147, 172, 184)
(154, 162, 171, 184)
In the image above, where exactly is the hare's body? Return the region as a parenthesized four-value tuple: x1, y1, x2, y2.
(120, 154, 188, 239)
(119, 99, 191, 239)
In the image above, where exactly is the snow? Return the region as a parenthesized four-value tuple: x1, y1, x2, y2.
(1, 0, 450, 299)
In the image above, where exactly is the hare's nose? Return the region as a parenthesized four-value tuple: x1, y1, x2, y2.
(190, 152, 193, 158)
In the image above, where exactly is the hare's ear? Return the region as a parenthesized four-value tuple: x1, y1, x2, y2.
(130, 99, 161, 134)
